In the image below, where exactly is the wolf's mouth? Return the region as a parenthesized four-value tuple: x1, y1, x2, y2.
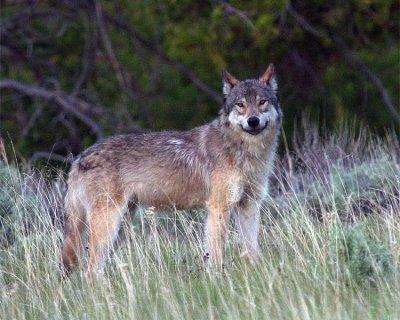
(241, 125, 266, 135)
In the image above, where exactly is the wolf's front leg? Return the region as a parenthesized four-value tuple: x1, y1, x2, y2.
(235, 202, 261, 263)
(204, 202, 230, 269)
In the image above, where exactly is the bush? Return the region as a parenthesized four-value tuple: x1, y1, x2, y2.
(328, 219, 393, 285)
(306, 158, 399, 218)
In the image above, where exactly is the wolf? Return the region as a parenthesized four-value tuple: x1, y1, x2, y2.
(61, 64, 282, 276)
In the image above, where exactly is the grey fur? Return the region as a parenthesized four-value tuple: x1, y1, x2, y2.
(61, 66, 282, 275)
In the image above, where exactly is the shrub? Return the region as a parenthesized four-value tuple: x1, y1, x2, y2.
(309, 158, 399, 214)
(328, 219, 393, 285)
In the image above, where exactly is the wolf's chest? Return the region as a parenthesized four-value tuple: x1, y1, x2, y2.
(227, 172, 245, 204)
(227, 164, 271, 205)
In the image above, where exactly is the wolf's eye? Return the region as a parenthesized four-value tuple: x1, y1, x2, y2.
(259, 99, 267, 105)
(236, 102, 244, 108)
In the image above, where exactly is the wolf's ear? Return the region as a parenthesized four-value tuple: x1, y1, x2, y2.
(259, 63, 278, 92)
(222, 70, 239, 95)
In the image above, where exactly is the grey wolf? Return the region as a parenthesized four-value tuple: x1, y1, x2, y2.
(61, 64, 282, 276)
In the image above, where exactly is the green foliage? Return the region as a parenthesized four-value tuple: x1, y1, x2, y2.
(328, 219, 393, 285)
(1, 1, 399, 161)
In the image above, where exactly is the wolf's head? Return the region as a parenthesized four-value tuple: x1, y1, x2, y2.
(221, 64, 282, 136)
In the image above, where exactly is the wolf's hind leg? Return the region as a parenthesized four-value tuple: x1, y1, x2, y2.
(61, 194, 86, 277)
(235, 202, 261, 263)
(87, 199, 126, 277)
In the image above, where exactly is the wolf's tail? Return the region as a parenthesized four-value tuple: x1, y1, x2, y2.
(61, 187, 86, 277)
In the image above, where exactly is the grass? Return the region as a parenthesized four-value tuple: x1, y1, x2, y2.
(0, 126, 399, 319)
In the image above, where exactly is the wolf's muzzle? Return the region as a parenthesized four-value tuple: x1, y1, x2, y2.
(241, 121, 268, 135)
(247, 116, 260, 128)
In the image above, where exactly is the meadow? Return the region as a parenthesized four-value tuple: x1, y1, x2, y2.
(0, 125, 399, 320)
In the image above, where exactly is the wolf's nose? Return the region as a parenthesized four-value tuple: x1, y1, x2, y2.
(247, 116, 260, 128)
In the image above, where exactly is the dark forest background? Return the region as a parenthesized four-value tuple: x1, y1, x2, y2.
(1, 0, 399, 165)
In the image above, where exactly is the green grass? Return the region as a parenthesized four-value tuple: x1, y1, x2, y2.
(0, 128, 399, 319)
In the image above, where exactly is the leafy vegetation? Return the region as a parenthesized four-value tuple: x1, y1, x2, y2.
(1, 1, 399, 163)
(328, 219, 393, 285)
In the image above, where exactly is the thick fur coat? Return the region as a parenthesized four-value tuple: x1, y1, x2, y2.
(61, 64, 282, 276)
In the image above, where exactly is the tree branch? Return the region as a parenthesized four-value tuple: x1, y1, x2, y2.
(105, 13, 223, 104)
(214, 0, 256, 31)
(72, 12, 97, 96)
(332, 35, 400, 124)
(94, 0, 130, 94)
(0, 79, 103, 138)
(287, 4, 400, 124)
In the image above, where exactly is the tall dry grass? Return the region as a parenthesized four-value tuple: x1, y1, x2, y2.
(0, 124, 399, 319)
